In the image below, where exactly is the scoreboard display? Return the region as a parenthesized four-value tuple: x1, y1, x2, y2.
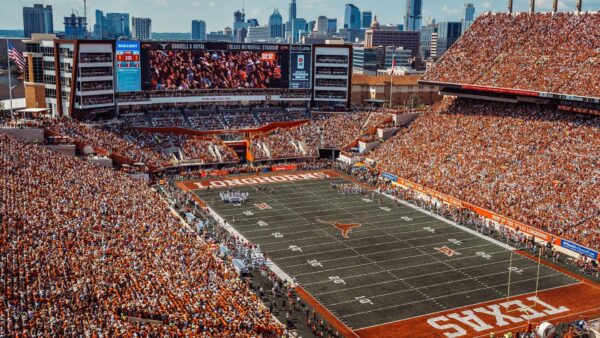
(115, 41, 141, 92)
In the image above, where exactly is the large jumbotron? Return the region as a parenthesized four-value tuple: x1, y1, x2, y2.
(1, 1, 599, 338)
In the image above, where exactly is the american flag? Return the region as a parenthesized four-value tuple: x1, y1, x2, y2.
(8, 41, 26, 72)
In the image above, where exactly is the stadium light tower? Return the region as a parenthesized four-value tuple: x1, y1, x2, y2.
(576, 0, 582, 12)
(552, 0, 558, 13)
(508, 0, 513, 14)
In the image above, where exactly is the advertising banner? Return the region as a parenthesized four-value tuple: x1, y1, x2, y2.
(561, 240, 598, 260)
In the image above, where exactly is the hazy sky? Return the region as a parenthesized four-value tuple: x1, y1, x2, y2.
(2, 0, 600, 32)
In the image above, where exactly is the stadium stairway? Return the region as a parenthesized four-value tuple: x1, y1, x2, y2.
(180, 108, 193, 129)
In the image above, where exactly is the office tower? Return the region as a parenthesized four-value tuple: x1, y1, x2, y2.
(420, 22, 437, 59)
(316, 16, 328, 34)
(191, 20, 207, 40)
(327, 18, 338, 35)
(289, 0, 297, 23)
(23, 4, 54, 38)
(436, 21, 462, 56)
(132, 17, 152, 40)
(291, 18, 307, 43)
(405, 0, 423, 31)
(95, 10, 130, 39)
(247, 19, 259, 28)
(362, 11, 372, 29)
(462, 3, 475, 34)
(269, 9, 284, 38)
(344, 4, 361, 30)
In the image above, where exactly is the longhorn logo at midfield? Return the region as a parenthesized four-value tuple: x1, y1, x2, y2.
(316, 219, 361, 239)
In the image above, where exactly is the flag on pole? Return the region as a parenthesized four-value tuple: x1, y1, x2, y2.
(8, 41, 26, 72)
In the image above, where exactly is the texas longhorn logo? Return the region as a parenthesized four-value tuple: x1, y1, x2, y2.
(316, 219, 361, 239)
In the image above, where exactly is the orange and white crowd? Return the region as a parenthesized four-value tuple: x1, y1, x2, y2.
(250, 112, 392, 159)
(46, 119, 239, 167)
(0, 133, 283, 336)
(370, 97, 600, 250)
(423, 12, 600, 98)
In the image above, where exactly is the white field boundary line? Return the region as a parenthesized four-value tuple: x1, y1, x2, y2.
(339, 273, 570, 319)
(382, 192, 515, 251)
(203, 204, 297, 286)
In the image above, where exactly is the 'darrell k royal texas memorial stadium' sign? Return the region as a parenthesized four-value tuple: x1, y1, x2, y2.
(191, 172, 330, 189)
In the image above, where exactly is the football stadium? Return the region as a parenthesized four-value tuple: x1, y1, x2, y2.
(1, 1, 600, 337)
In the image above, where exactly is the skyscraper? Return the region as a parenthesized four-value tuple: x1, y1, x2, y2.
(191, 20, 207, 40)
(344, 4, 361, 30)
(23, 4, 54, 38)
(405, 0, 423, 31)
(269, 9, 284, 38)
(95, 10, 130, 40)
(233, 10, 247, 42)
(316, 16, 328, 34)
(436, 21, 462, 56)
(289, 0, 297, 24)
(327, 18, 338, 35)
(362, 11, 373, 29)
(132, 17, 152, 40)
(291, 18, 307, 43)
(462, 3, 475, 34)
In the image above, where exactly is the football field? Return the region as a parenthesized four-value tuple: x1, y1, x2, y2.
(185, 172, 599, 337)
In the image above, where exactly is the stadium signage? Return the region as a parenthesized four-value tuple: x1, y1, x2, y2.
(193, 172, 330, 189)
(426, 296, 569, 337)
(560, 239, 598, 260)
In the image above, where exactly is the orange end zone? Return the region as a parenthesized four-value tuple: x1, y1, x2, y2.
(178, 170, 340, 191)
(355, 282, 600, 338)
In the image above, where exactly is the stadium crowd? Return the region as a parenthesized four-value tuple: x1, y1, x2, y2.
(370, 97, 600, 250)
(147, 50, 284, 91)
(422, 12, 600, 98)
(0, 133, 283, 336)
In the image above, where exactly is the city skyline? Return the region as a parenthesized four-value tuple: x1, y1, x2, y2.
(3, 0, 600, 33)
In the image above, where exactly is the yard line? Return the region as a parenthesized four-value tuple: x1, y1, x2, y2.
(298, 245, 516, 281)
(338, 273, 567, 319)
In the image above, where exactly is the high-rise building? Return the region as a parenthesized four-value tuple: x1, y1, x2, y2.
(344, 4, 361, 30)
(246, 26, 273, 42)
(462, 3, 475, 34)
(436, 21, 462, 56)
(316, 16, 328, 34)
(362, 11, 373, 29)
(23, 4, 54, 38)
(405, 0, 423, 31)
(64, 14, 88, 39)
(327, 18, 338, 35)
(247, 19, 259, 28)
(269, 9, 284, 38)
(191, 20, 207, 40)
(365, 17, 420, 58)
(132, 17, 152, 40)
(233, 10, 247, 42)
(291, 18, 307, 43)
(289, 0, 297, 23)
(94, 10, 130, 40)
(419, 22, 437, 59)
